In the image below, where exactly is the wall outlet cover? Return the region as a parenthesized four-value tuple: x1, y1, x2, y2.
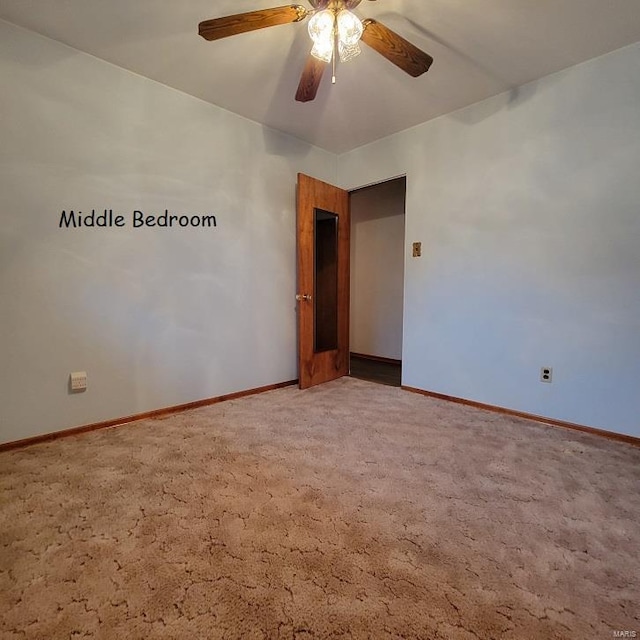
(540, 367, 553, 383)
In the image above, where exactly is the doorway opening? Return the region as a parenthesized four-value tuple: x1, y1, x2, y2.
(348, 176, 406, 387)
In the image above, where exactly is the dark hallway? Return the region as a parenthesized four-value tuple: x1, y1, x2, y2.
(349, 354, 401, 387)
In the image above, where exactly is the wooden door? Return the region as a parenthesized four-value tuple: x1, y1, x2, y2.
(296, 173, 350, 389)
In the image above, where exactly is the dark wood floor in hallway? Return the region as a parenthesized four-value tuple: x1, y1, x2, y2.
(349, 353, 401, 387)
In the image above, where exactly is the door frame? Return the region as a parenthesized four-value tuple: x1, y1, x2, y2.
(296, 172, 407, 389)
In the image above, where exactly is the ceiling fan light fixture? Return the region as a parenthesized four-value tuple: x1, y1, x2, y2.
(308, 8, 365, 65)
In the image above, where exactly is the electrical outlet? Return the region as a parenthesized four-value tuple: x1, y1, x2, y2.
(412, 242, 422, 257)
(70, 371, 87, 391)
(540, 367, 553, 383)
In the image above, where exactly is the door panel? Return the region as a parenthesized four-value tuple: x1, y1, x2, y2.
(297, 173, 350, 389)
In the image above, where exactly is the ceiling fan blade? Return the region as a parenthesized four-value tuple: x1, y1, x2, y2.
(199, 5, 308, 42)
(295, 54, 327, 102)
(361, 19, 433, 77)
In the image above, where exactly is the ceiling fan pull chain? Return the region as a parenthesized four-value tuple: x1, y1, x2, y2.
(332, 31, 337, 84)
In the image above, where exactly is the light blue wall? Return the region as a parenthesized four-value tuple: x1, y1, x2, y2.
(338, 43, 640, 437)
(2, 17, 638, 443)
(0, 20, 336, 444)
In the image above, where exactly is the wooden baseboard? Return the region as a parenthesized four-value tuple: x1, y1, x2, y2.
(6, 380, 636, 452)
(0, 380, 298, 453)
(402, 386, 640, 447)
(350, 352, 402, 366)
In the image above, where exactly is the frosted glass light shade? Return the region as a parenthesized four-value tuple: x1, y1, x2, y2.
(311, 40, 334, 63)
(308, 10, 335, 44)
(338, 41, 361, 63)
(308, 9, 335, 63)
(336, 10, 363, 47)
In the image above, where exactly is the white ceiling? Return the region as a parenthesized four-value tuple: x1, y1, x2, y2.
(1, 0, 640, 154)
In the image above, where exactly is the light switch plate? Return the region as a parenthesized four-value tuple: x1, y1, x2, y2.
(70, 371, 87, 391)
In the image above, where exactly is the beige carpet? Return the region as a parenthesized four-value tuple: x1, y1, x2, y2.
(1, 377, 639, 639)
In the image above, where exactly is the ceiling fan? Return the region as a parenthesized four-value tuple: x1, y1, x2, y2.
(198, 0, 433, 102)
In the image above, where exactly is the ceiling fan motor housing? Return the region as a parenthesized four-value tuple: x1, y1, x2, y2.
(308, 0, 364, 10)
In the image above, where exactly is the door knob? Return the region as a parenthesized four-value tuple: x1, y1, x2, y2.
(296, 294, 312, 302)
